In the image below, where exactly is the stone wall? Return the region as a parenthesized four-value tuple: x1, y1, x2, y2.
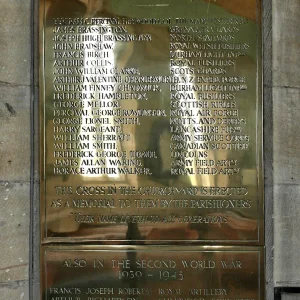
(0, 0, 31, 299)
(273, 0, 300, 290)
(0, 0, 299, 299)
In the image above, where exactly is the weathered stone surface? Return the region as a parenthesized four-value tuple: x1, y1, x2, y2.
(264, 86, 273, 187)
(0, 0, 31, 298)
(0, 86, 31, 181)
(0, 280, 28, 300)
(32, 181, 40, 300)
(262, 0, 273, 297)
(273, 0, 300, 88)
(0, 182, 29, 282)
(273, 87, 300, 185)
(273, 0, 300, 290)
(0, 0, 31, 85)
(33, 98, 39, 183)
(264, 185, 274, 298)
(263, 4, 272, 89)
(274, 184, 300, 286)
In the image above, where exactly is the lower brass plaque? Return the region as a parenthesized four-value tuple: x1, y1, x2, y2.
(40, 0, 263, 243)
(42, 246, 264, 300)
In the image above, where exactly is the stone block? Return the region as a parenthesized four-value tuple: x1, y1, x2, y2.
(0, 280, 28, 300)
(264, 86, 273, 187)
(265, 184, 274, 300)
(0, 0, 31, 85)
(273, 87, 300, 185)
(274, 184, 300, 286)
(0, 86, 30, 181)
(273, 0, 300, 88)
(0, 182, 29, 282)
(263, 0, 272, 88)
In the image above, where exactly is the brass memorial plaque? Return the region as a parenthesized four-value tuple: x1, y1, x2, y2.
(41, 246, 264, 300)
(40, 0, 263, 243)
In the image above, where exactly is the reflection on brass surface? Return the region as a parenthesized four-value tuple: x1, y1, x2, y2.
(41, 246, 264, 300)
(40, 0, 263, 243)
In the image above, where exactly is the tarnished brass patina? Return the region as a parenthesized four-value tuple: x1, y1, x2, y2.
(40, 0, 263, 243)
(41, 245, 264, 300)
